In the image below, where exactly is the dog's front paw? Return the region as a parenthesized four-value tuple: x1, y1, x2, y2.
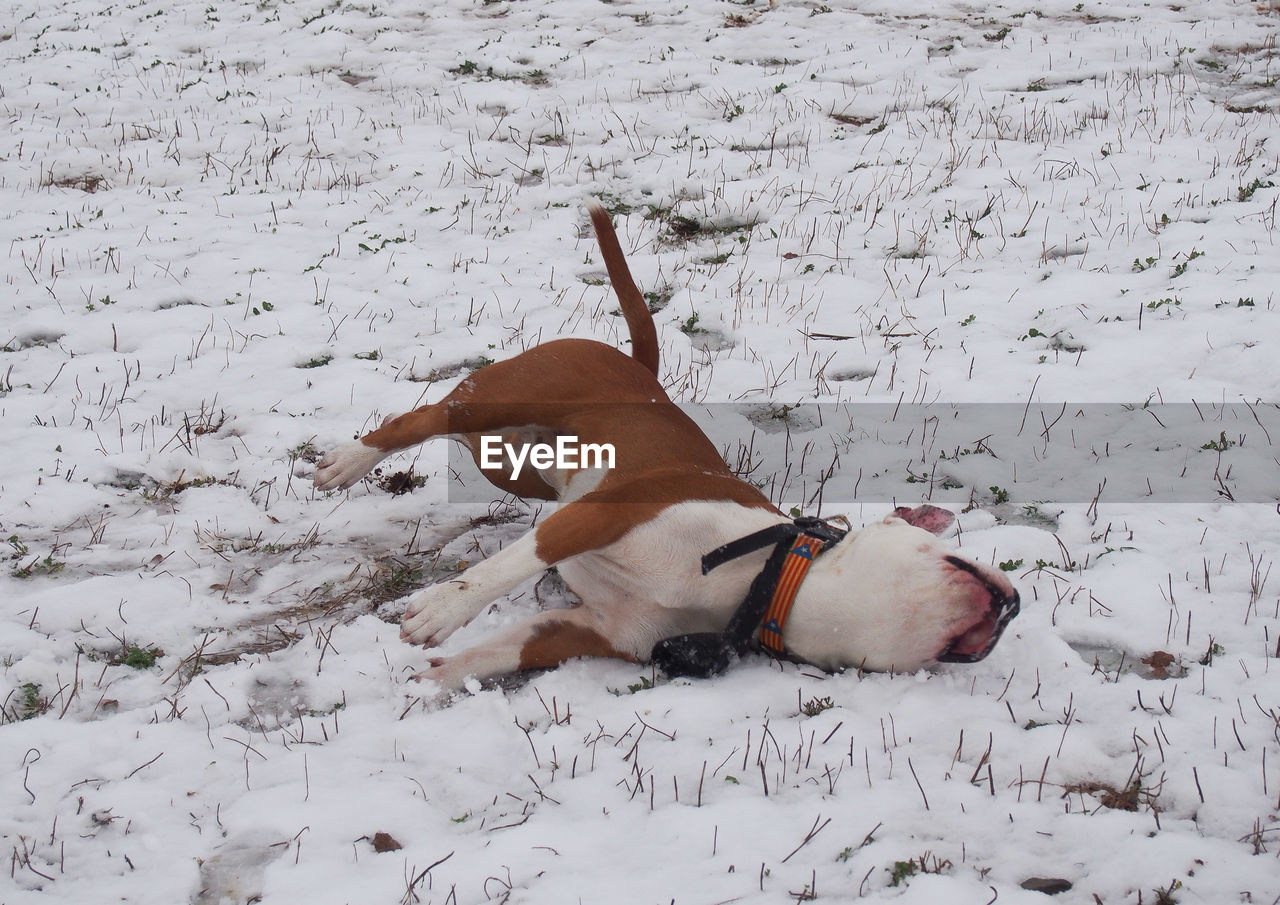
(313, 441, 387, 491)
(412, 647, 517, 690)
(411, 656, 469, 690)
(400, 580, 478, 646)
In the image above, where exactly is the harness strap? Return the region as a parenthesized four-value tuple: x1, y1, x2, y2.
(701, 516, 845, 575)
(708, 516, 846, 656)
(652, 517, 846, 678)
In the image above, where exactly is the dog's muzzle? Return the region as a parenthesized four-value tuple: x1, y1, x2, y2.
(936, 556, 1021, 664)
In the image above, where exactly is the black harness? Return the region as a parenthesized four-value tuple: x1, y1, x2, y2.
(652, 517, 847, 678)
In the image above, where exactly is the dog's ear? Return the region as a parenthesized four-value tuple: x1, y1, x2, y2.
(888, 504, 955, 536)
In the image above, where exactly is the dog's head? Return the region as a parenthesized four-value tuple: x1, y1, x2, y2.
(786, 505, 1020, 672)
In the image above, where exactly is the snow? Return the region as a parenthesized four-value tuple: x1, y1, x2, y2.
(2, 0, 1279, 902)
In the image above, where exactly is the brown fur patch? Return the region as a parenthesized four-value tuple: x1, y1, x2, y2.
(517, 618, 638, 670)
(533, 472, 777, 565)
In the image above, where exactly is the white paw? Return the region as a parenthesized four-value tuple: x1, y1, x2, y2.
(400, 580, 482, 646)
(411, 656, 471, 691)
(411, 648, 517, 690)
(313, 441, 387, 491)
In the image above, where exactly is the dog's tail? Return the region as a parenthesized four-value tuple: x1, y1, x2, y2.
(588, 201, 659, 376)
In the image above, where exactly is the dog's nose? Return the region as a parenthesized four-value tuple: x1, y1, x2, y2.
(994, 585, 1020, 627)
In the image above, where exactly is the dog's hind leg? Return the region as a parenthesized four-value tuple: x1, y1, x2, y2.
(313, 403, 453, 491)
(314, 390, 591, 493)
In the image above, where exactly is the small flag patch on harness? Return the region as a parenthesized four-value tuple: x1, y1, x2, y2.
(757, 534, 826, 655)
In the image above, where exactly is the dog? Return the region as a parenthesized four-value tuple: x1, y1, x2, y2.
(313, 202, 1019, 688)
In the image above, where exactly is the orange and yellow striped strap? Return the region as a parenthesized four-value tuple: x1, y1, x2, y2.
(757, 534, 826, 656)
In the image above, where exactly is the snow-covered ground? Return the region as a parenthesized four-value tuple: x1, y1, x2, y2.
(3, 0, 1279, 902)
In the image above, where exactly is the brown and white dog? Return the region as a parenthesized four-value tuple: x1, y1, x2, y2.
(314, 203, 1019, 688)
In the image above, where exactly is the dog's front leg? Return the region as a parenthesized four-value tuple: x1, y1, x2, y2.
(402, 498, 642, 646)
(400, 529, 549, 647)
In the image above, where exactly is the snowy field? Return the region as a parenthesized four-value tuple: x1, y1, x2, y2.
(3, 0, 1280, 902)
